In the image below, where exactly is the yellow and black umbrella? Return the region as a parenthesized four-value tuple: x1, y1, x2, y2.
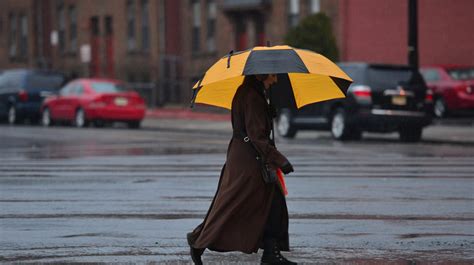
(191, 45, 352, 110)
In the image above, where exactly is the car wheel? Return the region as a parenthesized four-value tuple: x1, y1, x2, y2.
(276, 110, 297, 138)
(128, 120, 141, 129)
(8, 105, 19, 125)
(74, 108, 88, 128)
(330, 108, 354, 140)
(434, 97, 448, 118)
(399, 126, 423, 142)
(41, 108, 54, 127)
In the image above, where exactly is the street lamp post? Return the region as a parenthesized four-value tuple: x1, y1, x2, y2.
(408, 0, 418, 69)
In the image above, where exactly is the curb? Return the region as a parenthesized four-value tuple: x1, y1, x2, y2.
(146, 108, 230, 121)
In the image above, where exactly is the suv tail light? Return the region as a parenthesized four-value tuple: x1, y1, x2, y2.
(349, 85, 372, 104)
(18, 90, 28, 102)
(425, 89, 433, 103)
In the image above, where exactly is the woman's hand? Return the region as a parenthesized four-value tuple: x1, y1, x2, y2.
(281, 161, 294, 174)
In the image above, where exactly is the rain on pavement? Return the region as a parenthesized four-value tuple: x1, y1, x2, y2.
(0, 119, 473, 264)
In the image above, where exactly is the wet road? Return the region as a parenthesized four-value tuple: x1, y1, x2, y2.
(0, 120, 473, 264)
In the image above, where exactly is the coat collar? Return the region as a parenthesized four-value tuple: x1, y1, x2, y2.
(254, 80, 267, 101)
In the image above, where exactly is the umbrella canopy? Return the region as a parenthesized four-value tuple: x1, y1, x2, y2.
(191, 45, 352, 110)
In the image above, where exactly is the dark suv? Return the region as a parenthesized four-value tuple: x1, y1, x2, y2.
(0, 69, 66, 124)
(276, 63, 433, 142)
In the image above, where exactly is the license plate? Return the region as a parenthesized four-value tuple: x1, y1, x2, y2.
(392, 96, 407, 105)
(114, 97, 128, 106)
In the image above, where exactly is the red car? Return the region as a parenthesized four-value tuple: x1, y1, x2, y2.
(420, 65, 474, 117)
(41, 78, 146, 128)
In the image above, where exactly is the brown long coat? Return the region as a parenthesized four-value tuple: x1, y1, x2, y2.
(188, 78, 290, 254)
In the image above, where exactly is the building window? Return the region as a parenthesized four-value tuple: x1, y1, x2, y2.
(8, 14, 17, 58)
(141, 0, 149, 51)
(69, 5, 77, 52)
(127, 0, 136, 51)
(19, 14, 28, 57)
(105, 16, 113, 35)
(58, 4, 66, 52)
(192, 0, 201, 52)
(310, 0, 320, 14)
(158, 0, 166, 52)
(90, 16, 99, 36)
(207, 0, 216, 52)
(288, 0, 300, 28)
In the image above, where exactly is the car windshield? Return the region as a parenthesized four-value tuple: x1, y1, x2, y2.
(367, 67, 413, 89)
(447, 68, 474, 80)
(90, 81, 128, 93)
(25, 73, 65, 90)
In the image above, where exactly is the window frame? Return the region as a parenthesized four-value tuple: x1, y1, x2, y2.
(191, 0, 201, 52)
(206, 0, 216, 52)
(127, 0, 137, 51)
(57, 3, 66, 53)
(8, 13, 17, 59)
(141, 0, 150, 51)
(19, 14, 28, 58)
(288, 0, 300, 28)
(68, 5, 78, 53)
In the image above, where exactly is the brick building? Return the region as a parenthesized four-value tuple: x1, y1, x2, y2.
(336, 0, 474, 66)
(0, 0, 331, 106)
(1, 0, 472, 106)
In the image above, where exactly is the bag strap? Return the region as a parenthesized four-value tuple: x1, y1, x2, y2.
(232, 85, 273, 164)
(234, 128, 265, 162)
(234, 112, 267, 164)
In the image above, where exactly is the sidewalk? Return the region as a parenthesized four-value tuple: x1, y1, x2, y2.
(146, 108, 230, 121)
(144, 108, 474, 144)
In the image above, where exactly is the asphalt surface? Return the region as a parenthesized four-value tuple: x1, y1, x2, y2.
(0, 119, 473, 264)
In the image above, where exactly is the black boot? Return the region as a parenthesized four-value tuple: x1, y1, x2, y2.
(187, 232, 204, 265)
(261, 239, 297, 265)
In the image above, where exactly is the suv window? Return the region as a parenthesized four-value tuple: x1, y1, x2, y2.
(25, 72, 65, 90)
(0, 73, 6, 91)
(2, 70, 25, 88)
(421, 69, 440, 82)
(367, 67, 413, 89)
(340, 66, 365, 84)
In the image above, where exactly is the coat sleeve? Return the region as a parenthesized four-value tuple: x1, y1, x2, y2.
(244, 91, 288, 169)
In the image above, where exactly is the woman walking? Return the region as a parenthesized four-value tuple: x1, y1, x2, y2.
(187, 74, 297, 265)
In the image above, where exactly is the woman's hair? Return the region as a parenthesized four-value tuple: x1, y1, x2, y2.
(255, 74, 269, 81)
(242, 74, 268, 87)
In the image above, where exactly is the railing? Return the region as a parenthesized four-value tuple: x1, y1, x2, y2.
(222, 0, 270, 10)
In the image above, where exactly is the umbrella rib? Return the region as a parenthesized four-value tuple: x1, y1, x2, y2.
(227, 50, 234, 68)
(190, 74, 205, 108)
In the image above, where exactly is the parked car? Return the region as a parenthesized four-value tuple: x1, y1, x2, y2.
(0, 69, 66, 124)
(276, 63, 433, 142)
(420, 65, 474, 118)
(41, 78, 146, 128)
